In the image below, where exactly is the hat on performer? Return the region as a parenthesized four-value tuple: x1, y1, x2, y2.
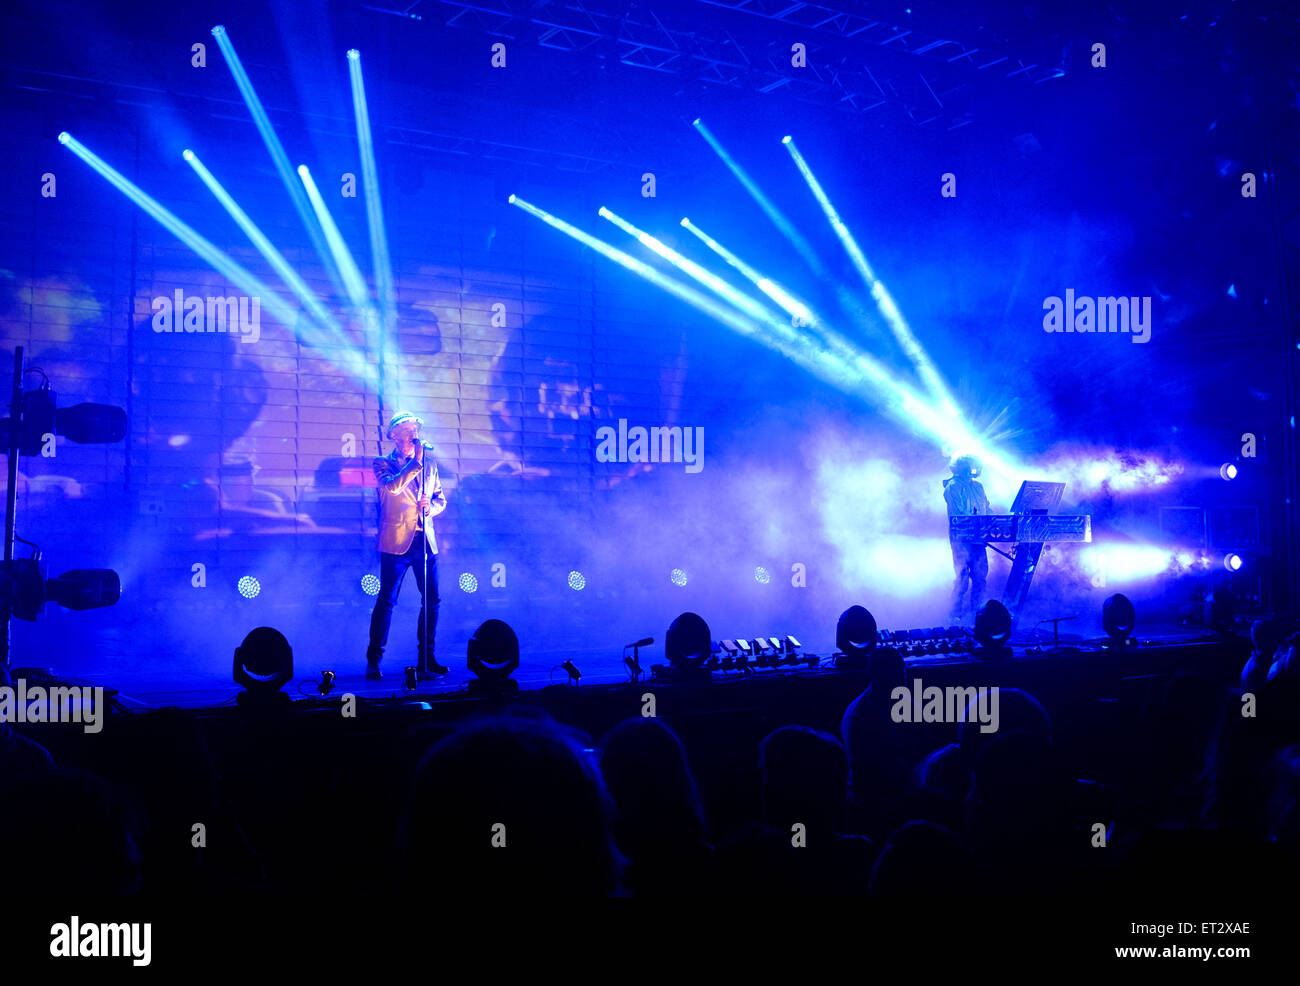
(387, 410, 424, 439)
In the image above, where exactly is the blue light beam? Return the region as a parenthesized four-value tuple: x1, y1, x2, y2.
(680, 216, 815, 328)
(599, 207, 783, 326)
(347, 49, 397, 355)
(298, 164, 374, 320)
(692, 119, 828, 280)
(211, 24, 347, 300)
(513, 195, 1020, 478)
(783, 135, 963, 422)
(182, 149, 350, 349)
(59, 132, 327, 350)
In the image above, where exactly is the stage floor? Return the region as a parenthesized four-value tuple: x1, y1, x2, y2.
(26, 625, 1222, 711)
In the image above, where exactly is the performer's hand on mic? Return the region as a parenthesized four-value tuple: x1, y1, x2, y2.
(418, 495, 431, 516)
(412, 440, 424, 463)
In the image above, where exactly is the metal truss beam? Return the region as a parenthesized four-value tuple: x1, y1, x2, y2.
(696, 0, 1066, 85)
(428, 0, 1064, 128)
(5, 65, 626, 175)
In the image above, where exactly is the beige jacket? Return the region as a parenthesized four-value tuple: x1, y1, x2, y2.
(372, 448, 446, 555)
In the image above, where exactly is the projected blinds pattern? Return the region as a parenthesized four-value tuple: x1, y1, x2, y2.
(3, 141, 684, 603)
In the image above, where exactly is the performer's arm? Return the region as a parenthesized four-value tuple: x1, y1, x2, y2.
(373, 455, 420, 495)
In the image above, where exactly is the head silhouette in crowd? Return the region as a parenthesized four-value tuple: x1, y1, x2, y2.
(404, 715, 619, 895)
(760, 725, 851, 838)
(599, 717, 707, 856)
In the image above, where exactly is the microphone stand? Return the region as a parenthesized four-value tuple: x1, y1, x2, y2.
(419, 445, 429, 673)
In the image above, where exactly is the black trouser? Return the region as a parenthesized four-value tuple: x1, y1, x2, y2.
(366, 531, 439, 667)
(949, 539, 988, 623)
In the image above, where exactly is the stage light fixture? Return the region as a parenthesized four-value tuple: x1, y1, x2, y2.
(973, 601, 1013, 654)
(2, 560, 42, 622)
(237, 576, 261, 599)
(467, 618, 520, 695)
(55, 401, 128, 446)
(317, 670, 336, 697)
(754, 566, 771, 584)
(459, 573, 478, 593)
(665, 612, 711, 672)
(361, 574, 380, 596)
(670, 567, 688, 586)
(788, 636, 818, 666)
(14, 382, 126, 456)
(233, 626, 292, 706)
(1224, 553, 1244, 572)
(1102, 593, 1136, 647)
(3, 563, 121, 621)
(835, 605, 877, 668)
(1, 349, 126, 665)
(45, 570, 121, 611)
(568, 570, 586, 590)
(561, 660, 581, 684)
(1220, 463, 1238, 481)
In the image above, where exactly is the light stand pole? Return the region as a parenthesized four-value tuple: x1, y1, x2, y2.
(3, 347, 24, 670)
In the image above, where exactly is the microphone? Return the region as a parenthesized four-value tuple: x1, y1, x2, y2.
(418, 440, 435, 449)
(628, 637, 653, 649)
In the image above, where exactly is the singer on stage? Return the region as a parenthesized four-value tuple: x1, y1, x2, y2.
(366, 410, 447, 680)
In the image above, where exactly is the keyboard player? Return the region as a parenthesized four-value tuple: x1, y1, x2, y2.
(943, 454, 991, 623)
